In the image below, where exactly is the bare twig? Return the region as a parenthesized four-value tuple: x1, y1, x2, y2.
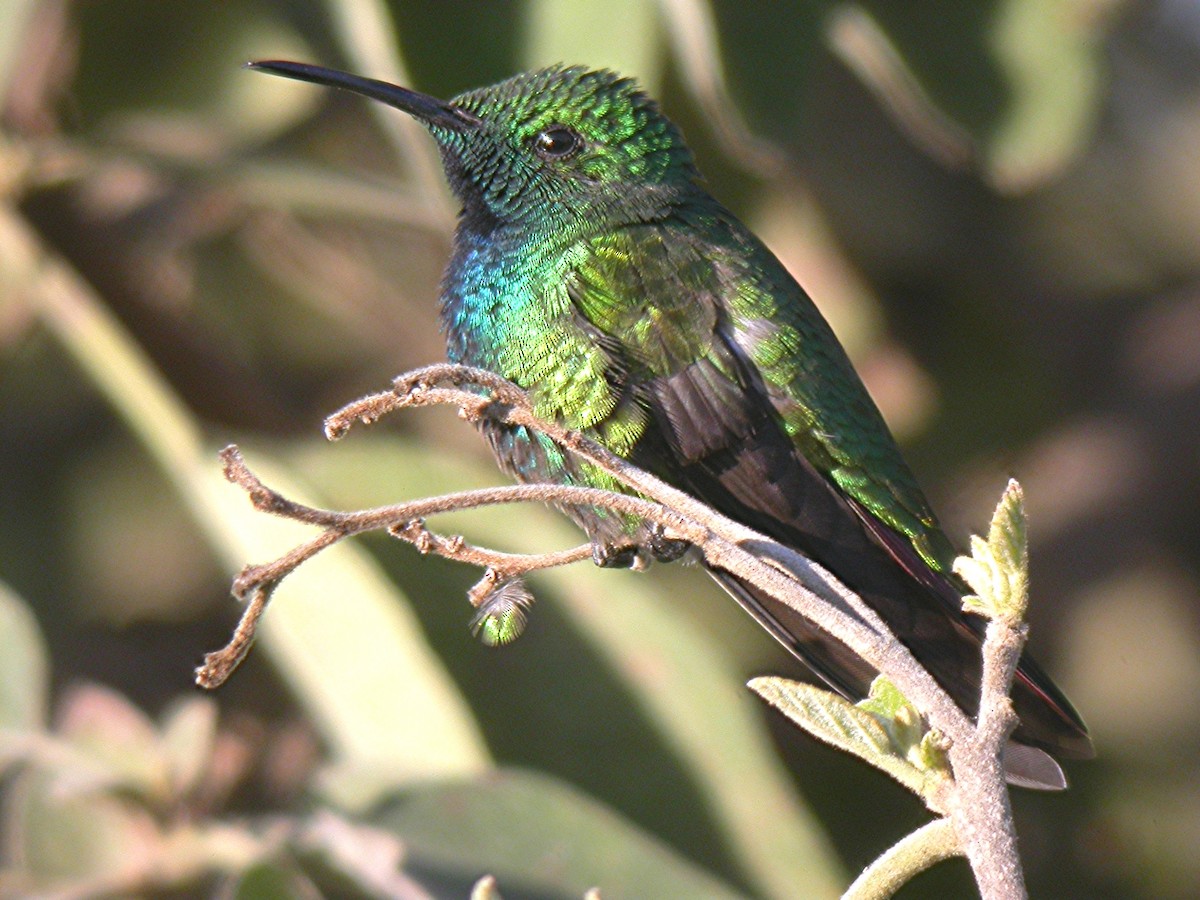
(391, 518, 594, 582)
(205, 363, 1035, 898)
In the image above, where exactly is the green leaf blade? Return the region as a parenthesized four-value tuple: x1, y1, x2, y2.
(749, 676, 927, 797)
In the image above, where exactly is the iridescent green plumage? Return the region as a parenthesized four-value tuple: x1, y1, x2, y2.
(251, 60, 1092, 781)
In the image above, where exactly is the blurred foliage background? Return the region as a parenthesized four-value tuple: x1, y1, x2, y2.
(2, 0, 1198, 897)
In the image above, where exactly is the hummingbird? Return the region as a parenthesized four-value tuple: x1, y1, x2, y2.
(249, 60, 1092, 787)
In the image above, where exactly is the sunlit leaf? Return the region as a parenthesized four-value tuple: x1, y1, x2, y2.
(0, 581, 48, 731)
(857, 675, 926, 754)
(953, 479, 1028, 623)
(750, 676, 926, 798)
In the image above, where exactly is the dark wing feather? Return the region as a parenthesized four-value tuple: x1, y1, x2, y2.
(563, 219, 1093, 763)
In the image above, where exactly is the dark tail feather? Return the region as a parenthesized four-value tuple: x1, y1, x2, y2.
(707, 566, 1087, 790)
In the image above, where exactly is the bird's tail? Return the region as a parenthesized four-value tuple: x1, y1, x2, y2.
(706, 566, 1083, 790)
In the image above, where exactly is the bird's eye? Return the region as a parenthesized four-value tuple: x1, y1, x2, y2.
(533, 126, 582, 160)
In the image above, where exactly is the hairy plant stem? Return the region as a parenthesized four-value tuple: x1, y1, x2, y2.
(204, 363, 1031, 898)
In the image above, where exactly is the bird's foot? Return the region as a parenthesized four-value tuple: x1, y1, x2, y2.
(591, 541, 644, 570)
(648, 525, 690, 563)
(590, 527, 691, 570)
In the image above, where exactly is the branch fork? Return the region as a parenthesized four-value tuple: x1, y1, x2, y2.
(202, 363, 1040, 898)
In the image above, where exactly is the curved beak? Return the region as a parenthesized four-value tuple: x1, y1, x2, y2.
(247, 60, 479, 132)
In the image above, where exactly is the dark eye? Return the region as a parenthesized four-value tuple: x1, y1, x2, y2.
(533, 126, 582, 160)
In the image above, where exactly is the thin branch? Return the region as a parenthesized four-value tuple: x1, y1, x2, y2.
(391, 518, 594, 582)
(328, 365, 982, 751)
(198, 443, 702, 688)
(656, 0, 788, 177)
(843, 817, 962, 900)
(827, 7, 976, 173)
(206, 363, 1033, 898)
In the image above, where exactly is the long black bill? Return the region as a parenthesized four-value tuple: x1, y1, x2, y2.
(247, 60, 479, 131)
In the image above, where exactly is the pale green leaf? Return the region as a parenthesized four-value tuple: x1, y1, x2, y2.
(953, 479, 1029, 623)
(749, 676, 926, 797)
(857, 675, 925, 753)
(0, 581, 48, 731)
(915, 731, 951, 776)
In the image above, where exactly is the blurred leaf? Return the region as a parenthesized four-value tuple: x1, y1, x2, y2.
(229, 860, 320, 900)
(982, 0, 1108, 191)
(0, 0, 38, 99)
(522, 0, 662, 87)
(2, 205, 490, 805)
(323, 0, 452, 206)
(372, 769, 750, 900)
(0, 580, 48, 731)
(298, 437, 844, 900)
(2, 768, 161, 885)
(293, 809, 426, 898)
(73, 0, 316, 144)
(160, 695, 219, 799)
(57, 683, 167, 801)
(659, 0, 787, 176)
(749, 676, 927, 798)
(849, 0, 1108, 190)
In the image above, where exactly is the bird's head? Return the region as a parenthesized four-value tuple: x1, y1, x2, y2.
(250, 61, 701, 235)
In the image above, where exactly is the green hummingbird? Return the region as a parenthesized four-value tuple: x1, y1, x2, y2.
(250, 60, 1092, 787)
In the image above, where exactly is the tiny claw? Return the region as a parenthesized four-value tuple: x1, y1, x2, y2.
(648, 526, 691, 563)
(591, 542, 640, 569)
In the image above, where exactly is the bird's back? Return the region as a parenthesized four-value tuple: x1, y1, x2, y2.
(443, 183, 1092, 765)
